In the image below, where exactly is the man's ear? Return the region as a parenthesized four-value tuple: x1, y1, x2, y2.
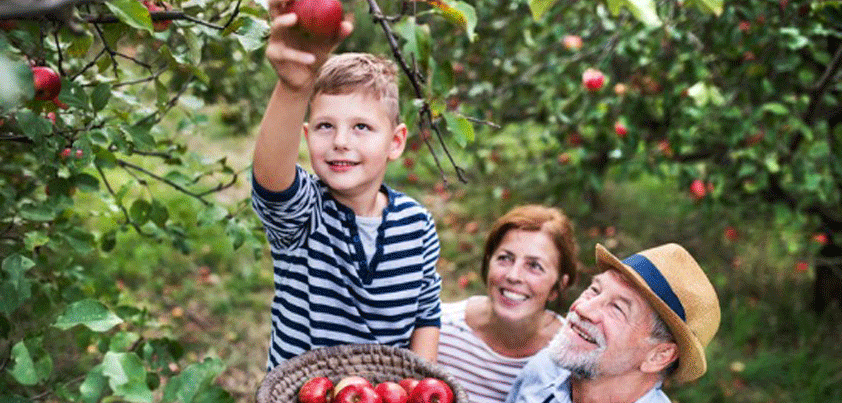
(547, 274, 570, 303)
(388, 123, 408, 161)
(640, 342, 679, 374)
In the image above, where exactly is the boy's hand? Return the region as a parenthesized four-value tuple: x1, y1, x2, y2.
(265, 0, 353, 91)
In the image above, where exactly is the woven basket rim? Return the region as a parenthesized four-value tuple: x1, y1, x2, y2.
(256, 344, 469, 403)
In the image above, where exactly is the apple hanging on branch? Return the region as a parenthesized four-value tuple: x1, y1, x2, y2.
(141, 0, 173, 31)
(32, 65, 61, 101)
(284, 0, 344, 38)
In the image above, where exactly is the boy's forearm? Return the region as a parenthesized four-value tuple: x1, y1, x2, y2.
(409, 326, 440, 363)
(252, 80, 311, 192)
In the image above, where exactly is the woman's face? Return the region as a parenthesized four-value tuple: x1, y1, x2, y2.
(486, 228, 564, 324)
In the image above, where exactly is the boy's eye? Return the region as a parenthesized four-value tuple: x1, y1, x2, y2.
(354, 123, 371, 131)
(314, 122, 333, 130)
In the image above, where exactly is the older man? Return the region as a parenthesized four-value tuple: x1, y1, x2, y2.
(506, 243, 721, 403)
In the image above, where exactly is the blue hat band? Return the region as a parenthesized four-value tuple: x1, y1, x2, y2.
(622, 254, 687, 322)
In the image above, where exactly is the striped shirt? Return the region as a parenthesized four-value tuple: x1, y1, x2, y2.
(437, 298, 564, 403)
(252, 166, 442, 370)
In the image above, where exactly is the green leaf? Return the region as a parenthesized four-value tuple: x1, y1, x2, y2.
(234, 16, 269, 52)
(528, 0, 560, 19)
(16, 110, 52, 143)
(8, 339, 51, 386)
(79, 365, 107, 403)
(162, 358, 225, 403)
(74, 173, 100, 192)
(91, 83, 112, 112)
(197, 204, 228, 226)
(105, 0, 154, 32)
(451, 2, 478, 41)
(130, 199, 151, 225)
(124, 123, 156, 150)
(101, 230, 117, 252)
(24, 231, 50, 251)
(103, 352, 153, 403)
(608, 0, 662, 27)
(685, 0, 723, 15)
(761, 103, 789, 115)
(54, 299, 124, 332)
(444, 112, 475, 147)
(8, 341, 38, 385)
(59, 79, 91, 110)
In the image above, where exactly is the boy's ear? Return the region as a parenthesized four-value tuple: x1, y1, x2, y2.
(388, 123, 408, 161)
(302, 123, 309, 138)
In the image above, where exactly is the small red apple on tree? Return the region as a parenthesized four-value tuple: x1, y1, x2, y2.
(32, 66, 61, 101)
(614, 121, 628, 138)
(562, 34, 582, 51)
(374, 381, 408, 403)
(407, 378, 453, 403)
(284, 0, 344, 38)
(142, 0, 173, 31)
(689, 179, 707, 200)
(812, 233, 829, 245)
(724, 226, 738, 241)
(298, 376, 333, 403)
(582, 68, 605, 92)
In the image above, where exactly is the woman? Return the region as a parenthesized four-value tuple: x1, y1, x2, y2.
(437, 205, 579, 403)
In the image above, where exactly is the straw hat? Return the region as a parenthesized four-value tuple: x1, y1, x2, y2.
(594, 243, 721, 383)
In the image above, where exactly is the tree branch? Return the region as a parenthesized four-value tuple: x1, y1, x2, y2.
(366, 0, 468, 184)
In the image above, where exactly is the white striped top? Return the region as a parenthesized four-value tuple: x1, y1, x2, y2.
(437, 298, 563, 403)
(252, 165, 442, 370)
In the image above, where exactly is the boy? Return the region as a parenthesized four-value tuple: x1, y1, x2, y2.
(251, 2, 442, 370)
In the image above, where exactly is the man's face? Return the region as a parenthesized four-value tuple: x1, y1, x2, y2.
(548, 270, 659, 379)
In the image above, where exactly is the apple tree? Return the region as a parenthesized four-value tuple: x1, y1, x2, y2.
(0, 0, 270, 401)
(408, 0, 841, 310)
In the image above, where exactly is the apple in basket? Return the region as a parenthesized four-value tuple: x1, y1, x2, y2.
(407, 378, 453, 403)
(333, 376, 374, 399)
(399, 378, 419, 395)
(298, 376, 333, 403)
(375, 381, 409, 403)
(333, 381, 382, 403)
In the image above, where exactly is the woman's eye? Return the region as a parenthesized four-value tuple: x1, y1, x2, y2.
(496, 254, 513, 262)
(528, 261, 544, 272)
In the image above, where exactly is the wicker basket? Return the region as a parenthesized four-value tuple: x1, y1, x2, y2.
(256, 344, 469, 403)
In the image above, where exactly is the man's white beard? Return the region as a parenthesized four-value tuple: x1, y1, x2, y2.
(547, 311, 606, 379)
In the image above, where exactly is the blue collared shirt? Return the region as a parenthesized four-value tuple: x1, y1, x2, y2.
(505, 349, 672, 403)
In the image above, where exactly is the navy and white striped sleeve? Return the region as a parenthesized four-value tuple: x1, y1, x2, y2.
(415, 213, 442, 327)
(251, 165, 318, 248)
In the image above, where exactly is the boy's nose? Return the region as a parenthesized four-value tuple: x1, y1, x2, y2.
(332, 127, 349, 149)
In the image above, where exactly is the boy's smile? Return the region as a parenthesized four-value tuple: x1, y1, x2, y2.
(305, 91, 406, 214)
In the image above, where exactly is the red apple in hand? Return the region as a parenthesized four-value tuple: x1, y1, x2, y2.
(32, 66, 61, 101)
(582, 68, 605, 92)
(333, 376, 373, 400)
(333, 383, 382, 403)
(407, 378, 453, 403)
(375, 382, 408, 403)
(399, 378, 419, 396)
(298, 376, 333, 403)
(285, 0, 344, 38)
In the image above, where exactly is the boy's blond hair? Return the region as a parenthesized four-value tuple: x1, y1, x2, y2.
(312, 53, 401, 126)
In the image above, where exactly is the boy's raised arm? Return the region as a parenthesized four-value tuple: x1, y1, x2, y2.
(253, 0, 352, 191)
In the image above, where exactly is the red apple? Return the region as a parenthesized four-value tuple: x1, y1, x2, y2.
(375, 382, 408, 403)
(407, 378, 453, 403)
(689, 179, 706, 200)
(285, 0, 344, 38)
(795, 261, 809, 273)
(333, 383, 382, 403)
(60, 148, 72, 159)
(557, 152, 571, 165)
(333, 376, 373, 400)
(32, 66, 61, 101)
(562, 34, 582, 51)
(142, 0, 172, 31)
(398, 379, 419, 396)
(724, 226, 738, 241)
(614, 121, 628, 138)
(582, 68, 605, 92)
(812, 233, 828, 245)
(299, 376, 333, 403)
